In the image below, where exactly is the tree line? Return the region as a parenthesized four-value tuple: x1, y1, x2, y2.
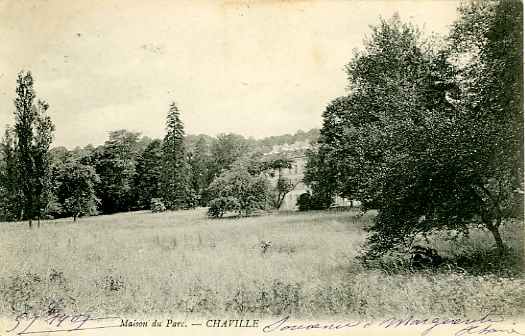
(0, 77, 318, 225)
(303, 0, 523, 257)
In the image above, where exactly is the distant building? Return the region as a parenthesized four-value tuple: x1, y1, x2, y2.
(266, 142, 310, 210)
(266, 142, 359, 210)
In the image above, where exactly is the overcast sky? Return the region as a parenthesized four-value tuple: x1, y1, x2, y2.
(0, 0, 460, 149)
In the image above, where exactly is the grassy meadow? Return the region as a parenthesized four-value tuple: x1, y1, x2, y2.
(0, 208, 524, 320)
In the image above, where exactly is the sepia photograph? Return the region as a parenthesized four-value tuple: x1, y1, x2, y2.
(0, 1, 523, 335)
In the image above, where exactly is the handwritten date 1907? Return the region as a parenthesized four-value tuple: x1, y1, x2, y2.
(6, 299, 121, 336)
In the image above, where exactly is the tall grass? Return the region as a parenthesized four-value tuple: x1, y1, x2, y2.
(0, 208, 523, 320)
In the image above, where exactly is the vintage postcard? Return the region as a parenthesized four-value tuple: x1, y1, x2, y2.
(0, 0, 523, 336)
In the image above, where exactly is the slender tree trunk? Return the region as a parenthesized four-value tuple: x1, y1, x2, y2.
(487, 220, 506, 255)
(477, 183, 506, 255)
(276, 193, 285, 210)
(28, 218, 32, 229)
(37, 217, 40, 228)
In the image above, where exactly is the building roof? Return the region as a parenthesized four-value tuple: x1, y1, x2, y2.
(268, 141, 310, 155)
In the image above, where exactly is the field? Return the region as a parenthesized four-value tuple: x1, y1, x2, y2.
(0, 208, 524, 321)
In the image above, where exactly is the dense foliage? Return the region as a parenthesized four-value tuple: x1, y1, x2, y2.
(89, 130, 147, 214)
(305, 3, 523, 257)
(135, 139, 163, 209)
(56, 161, 100, 221)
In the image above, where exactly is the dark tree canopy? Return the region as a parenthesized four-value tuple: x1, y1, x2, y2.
(91, 130, 143, 214)
(135, 139, 163, 209)
(446, 0, 524, 251)
(188, 136, 212, 205)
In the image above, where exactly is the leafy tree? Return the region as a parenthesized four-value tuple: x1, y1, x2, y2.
(309, 8, 522, 259)
(273, 177, 298, 209)
(303, 125, 348, 210)
(347, 15, 473, 258)
(135, 139, 163, 209)
(160, 103, 194, 209)
(92, 130, 142, 213)
(309, 14, 459, 255)
(33, 101, 57, 223)
(446, 0, 524, 252)
(49, 146, 72, 166)
(12, 71, 55, 227)
(57, 161, 100, 221)
(206, 160, 270, 218)
(208, 133, 252, 182)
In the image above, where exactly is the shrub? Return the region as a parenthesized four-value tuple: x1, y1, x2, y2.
(150, 198, 166, 213)
(297, 192, 312, 211)
(297, 191, 332, 211)
(206, 160, 271, 218)
(206, 196, 239, 218)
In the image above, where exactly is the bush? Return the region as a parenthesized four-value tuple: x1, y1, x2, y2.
(297, 193, 312, 211)
(297, 192, 332, 211)
(150, 198, 166, 213)
(205, 160, 271, 218)
(206, 197, 239, 218)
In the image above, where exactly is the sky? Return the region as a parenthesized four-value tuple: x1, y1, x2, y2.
(0, 0, 460, 149)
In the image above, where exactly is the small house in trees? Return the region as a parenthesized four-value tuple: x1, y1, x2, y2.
(266, 142, 309, 210)
(266, 142, 358, 210)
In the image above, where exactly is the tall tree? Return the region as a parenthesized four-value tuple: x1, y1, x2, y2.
(308, 7, 523, 259)
(308, 14, 463, 257)
(160, 103, 193, 209)
(12, 71, 55, 228)
(447, 0, 524, 252)
(135, 139, 163, 209)
(33, 100, 56, 224)
(92, 130, 142, 214)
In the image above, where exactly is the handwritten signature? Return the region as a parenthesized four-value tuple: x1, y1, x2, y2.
(263, 314, 525, 336)
(6, 299, 121, 335)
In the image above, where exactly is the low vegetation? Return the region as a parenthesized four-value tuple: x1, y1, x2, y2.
(1, 209, 523, 319)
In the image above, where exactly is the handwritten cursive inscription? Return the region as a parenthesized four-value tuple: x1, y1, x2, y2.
(6, 299, 121, 335)
(263, 316, 364, 332)
(263, 314, 525, 336)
